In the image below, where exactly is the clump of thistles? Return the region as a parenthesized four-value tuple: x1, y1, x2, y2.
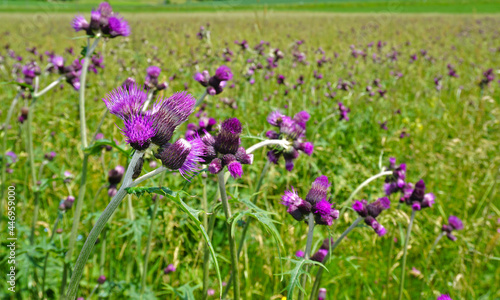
(198, 118, 253, 179)
(194, 65, 233, 95)
(400, 179, 435, 211)
(72, 2, 130, 38)
(281, 176, 339, 226)
(384, 157, 407, 195)
(353, 197, 391, 236)
(266, 110, 313, 171)
(441, 215, 463, 241)
(144, 66, 168, 93)
(103, 84, 204, 177)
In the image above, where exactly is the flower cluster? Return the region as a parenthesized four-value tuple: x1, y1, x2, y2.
(199, 118, 253, 178)
(18, 62, 40, 88)
(59, 195, 75, 211)
(383, 157, 435, 211)
(353, 197, 390, 236)
(144, 66, 168, 93)
(338, 102, 350, 121)
(4, 151, 17, 174)
(194, 65, 233, 95)
(72, 2, 130, 38)
(441, 215, 463, 241)
(103, 83, 204, 177)
(49, 55, 104, 90)
(281, 176, 339, 225)
(266, 110, 313, 171)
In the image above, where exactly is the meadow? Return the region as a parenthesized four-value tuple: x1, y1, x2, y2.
(0, 9, 499, 300)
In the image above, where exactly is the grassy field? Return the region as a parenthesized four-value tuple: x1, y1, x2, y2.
(0, 11, 499, 300)
(0, 0, 500, 13)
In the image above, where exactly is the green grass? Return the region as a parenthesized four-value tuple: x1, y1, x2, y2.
(0, 11, 499, 300)
(0, 0, 500, 13)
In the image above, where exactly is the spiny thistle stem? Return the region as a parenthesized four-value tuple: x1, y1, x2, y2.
(33, 76, 64, 98)
(141, 195, 160, 293)
(398, 210, 416, 300)
(217, 171, 240, 300)
(66, 151, 144, 300)
(310, 217, 363, 299)
(62, 35, 102, 296)
(223, 160, 270, 298)
(298, 213, 315, 300)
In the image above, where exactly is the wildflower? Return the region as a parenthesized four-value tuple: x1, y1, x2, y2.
(295, 250, 305, 258)
(266, 110, 313, 171)
(103, 83, 148, 120)
(400, 179, 435, 210)
(338, 102, 350, 121)
(44, 151, 57, 161)
(480, 68, 494, 88)
(353, 197, 390, 236)
(194, 65, 233, 95)
(447, 64, 458, 78)
(384, 157, 407, 196)
(61, 196, 75, 211)
(281, 176, 338, 225)
(318, 288, 327, 300)
(199, 118, 253, 178)
(108, 165, 124, 197)
(121, 113, 156, 151)
(441, 215, 463, 241)
(185, 116, 217, 139)
(157, 136, 206, 178)
(144, 66, 168, 92)
(437, 295, 453, 300)
(164, 264, 176, 274)
(207, 289, 215, 296)
(71, 2, 130, 38)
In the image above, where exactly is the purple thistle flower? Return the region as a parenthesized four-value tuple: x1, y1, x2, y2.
(207, 289, 215, 296)
(214, 118, 242, 154)
(158, 137, 205, 178)
(147, 66, 161, 78)
(310, 249, 328, 263)
(150, 91, 196, 146)
(103, 83, 148, 120)
(437, 295, 453, 300)
(281, 187, 311, 221)
(338, 102, 350, 121)
(215, 65, 233, 81)
(295, 250, 305, 258)
(353, 197, 390, 236)
(442, 215, 463, 241)
(164, 264, 176, 274)
(97, 275, 106, 285)
(5, 151, 18, 166)
(318, 288, 327, 300)
(121, 113, 156, 151)
(305, 175, 330, 204)
(107, 16, 130, 37)
(72, 15, 89, 32)
(313, 199, 338, 226)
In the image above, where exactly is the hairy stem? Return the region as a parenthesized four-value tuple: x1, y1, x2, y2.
(217, 171, 240, 300)
(298, 214, 315, 300)
(246, 139, 290, 154)
(33, 76, 64, 98)
(195, 90, 207, 107)
(65, 151, 143, 300)
(398, 210, 416, 300)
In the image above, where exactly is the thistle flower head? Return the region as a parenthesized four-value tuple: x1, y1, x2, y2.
(150, 91, 196, 146)
(437, 295, 452, 300)
(306, 175, 330, 204)
(147, 66, 161, 78)
(108, 165, 125, 185)
(215, 65, 233, 81)
(448, 215, 463, 230)
(103, 83, 148, 120)
(310, 249, 328, 263)
(121, 112, 156, 151)
(72, 15, 89, 32)
(107, 16, 130, 37)
(158, 136, 205, 178)
(214, 118, 242, 154)
(318, 288, 327, 300)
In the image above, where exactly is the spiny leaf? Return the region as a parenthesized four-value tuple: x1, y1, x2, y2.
(280, 258, 328, 300)
(163, 282, 200, 300)
(125, 186, 175, 198)
(0, 81, 34, 91)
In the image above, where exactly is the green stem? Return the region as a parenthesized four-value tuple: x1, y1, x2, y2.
(141, 196, 160, 293)
(42, 212, 63, 295)
(65, 151, 144, 300)
(419, 231, 445, 298)
(398, 210, 416, 300)
(298, 214, 315, 300)
(222, 160, 270, 298)
(217, 171, 240, 300)
(27, 98, 39, 245)
(310, 217, 363, 299)
(195, 90, 207, 107)
(202, 176, 210, 300)
(61, 36, 101, 297)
